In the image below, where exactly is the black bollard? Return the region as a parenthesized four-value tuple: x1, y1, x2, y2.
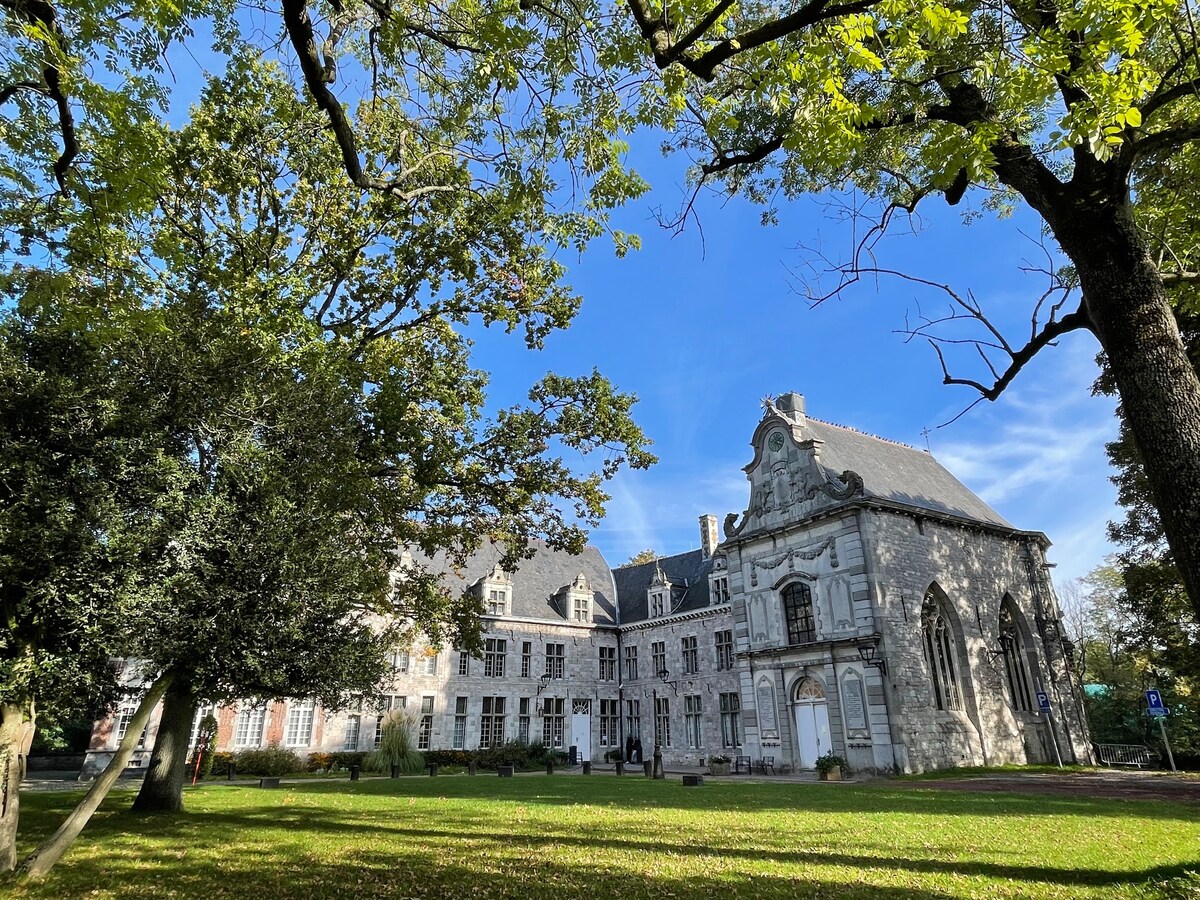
(349, 765, 360, 781)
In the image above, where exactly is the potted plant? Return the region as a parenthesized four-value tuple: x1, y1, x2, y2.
(708, 755, 732, 776)
(815, 752, 847, 781)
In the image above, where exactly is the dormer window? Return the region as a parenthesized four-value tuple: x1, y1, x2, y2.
(710, 574, 730, 605)
(558, 572, 593, 623)
(648, 562, 672, 618)
(479, 564, 513, 617)
(487, 588, 507, 616)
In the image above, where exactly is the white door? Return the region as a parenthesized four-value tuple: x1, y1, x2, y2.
(793, 678, 831, 769)
(571, 701, 592, 762)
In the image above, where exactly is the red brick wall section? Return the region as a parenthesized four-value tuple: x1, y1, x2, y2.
(216, 706, 236, 750)
(265, 701, 286, 746)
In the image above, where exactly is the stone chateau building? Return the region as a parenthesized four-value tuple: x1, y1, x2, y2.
(86, 392, 1091, 776)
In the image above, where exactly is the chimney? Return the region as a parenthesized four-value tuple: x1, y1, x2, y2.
(775, 392, 806, 425)
(699, 514, 719, 559)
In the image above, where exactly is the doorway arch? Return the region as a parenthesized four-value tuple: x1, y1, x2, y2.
(792, 677, 831, 769)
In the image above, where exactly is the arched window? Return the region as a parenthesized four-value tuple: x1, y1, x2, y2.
(921, 589, 963, 711)
(999, 600, 1034, 712)
(782, 582, 816, 645)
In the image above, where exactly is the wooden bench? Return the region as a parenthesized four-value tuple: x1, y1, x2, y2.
(755, 756, 776, 775)
(1095, 743, 1157, 768)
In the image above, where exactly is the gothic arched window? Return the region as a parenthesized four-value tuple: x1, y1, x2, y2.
(782, 582, 817, 645)
(921, 589, 963, 711)
(1000, 599, 1035, 712)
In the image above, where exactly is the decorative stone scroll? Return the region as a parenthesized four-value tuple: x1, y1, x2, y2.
(748, 537, 839, 587)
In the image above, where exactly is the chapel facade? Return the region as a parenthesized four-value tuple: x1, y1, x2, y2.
(85, 392, 1091, 776)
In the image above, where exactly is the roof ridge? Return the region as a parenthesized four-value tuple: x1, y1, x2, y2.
(806, 415, 922, 452)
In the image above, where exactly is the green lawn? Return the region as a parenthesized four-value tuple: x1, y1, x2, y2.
(5, 775, 1199, 899)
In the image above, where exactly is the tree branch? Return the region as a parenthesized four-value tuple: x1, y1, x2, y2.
(0, 0, 77, 191)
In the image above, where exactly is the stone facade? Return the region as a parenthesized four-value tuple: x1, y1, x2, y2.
(85, 392, 1090, 776)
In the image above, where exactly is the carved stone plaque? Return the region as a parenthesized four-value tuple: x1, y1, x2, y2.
(842, 673, 868, 733)
(756, 679, 778, 738)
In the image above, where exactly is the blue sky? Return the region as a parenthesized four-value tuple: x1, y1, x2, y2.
(473, 151, 1121, 586)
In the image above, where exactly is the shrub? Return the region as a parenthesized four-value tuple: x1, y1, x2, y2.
(815, 752, 847, 775)
(236, 745, 304, 776)
(306, 752, 335, 773)
(424, 750, 474, 767)
(212, 751, 236, 774)
(364, 711, 423, 774)
(709, 755, 731, 765)
(474, 740, 553, 770)
(331, 751, 367, 770)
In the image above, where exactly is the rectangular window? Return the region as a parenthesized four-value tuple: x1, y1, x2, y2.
(458, 649, 469, 676)
(684, 694, 703, 749)
(235, 704, 266, 748)
(484, 638, 507, 678)
(599, 699, 619, 747)
(487, 588, 507, 616)
(518, 697, 530, 743)
(541, 698, 565, 748)
(715, 630, 734, 671)
(598, 646, 616, 681)
(423, 652, 439, 676)
(391, 650, 410, 673)
(719, 692, 740, 748)
(284, 700, 315, 747)
(624, 645, 638, 681)
(480, 696, 506, 748)
(650, 590, 666, 617)
(681, 636, 698, 675)
(625, 699, 641, 740)
(545, 643, 565, 679)
(116, 702, 148, 749)
(343, 715, 361, 752)
(651, 641, 666, 678)
(418, 696, 434, 750)
(453, 696, 468, 750)
(521, 641, 532, 678)
(573, 594, 589, 621)
(654, 696, 671, 748)
(711, 575, 730, 605)
(189, 702, 214, 748)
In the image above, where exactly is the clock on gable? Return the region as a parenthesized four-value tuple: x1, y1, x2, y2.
(768, 431, 785, 452)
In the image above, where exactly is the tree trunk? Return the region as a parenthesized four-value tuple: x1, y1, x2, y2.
(130, 677, 195, 814)
(19, 674, 171, 880)
(1059, 201, 1200, 622)
(0, 702, 36, 872)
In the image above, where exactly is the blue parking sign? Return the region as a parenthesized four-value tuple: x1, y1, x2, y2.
(1146, 689, 1164, 709)
(1036, 691, 1051, 711)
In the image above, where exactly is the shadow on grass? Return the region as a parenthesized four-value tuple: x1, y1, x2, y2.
(261, 773, 1200, 822)
(10, 788, 1199, 899)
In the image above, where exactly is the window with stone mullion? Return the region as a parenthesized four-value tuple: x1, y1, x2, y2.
(651, 641, 666, 677)
(719, 692, 740, 748)
(480, 696, 506, 747)
(681, 636, 698, 675)
(484, 638, 507, 678)
(654, 696, 671, 748)
(782, 582, 817, 644)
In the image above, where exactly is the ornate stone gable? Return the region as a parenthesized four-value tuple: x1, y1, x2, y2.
(725, 396, 863, 539)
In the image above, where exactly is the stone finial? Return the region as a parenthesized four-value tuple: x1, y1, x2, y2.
(699, 514, 718, 559)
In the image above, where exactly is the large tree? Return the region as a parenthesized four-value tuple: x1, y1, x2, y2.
(0, 302, 174, 870)
(0, 8, 655, 877)
(582, 0, 1200, 620)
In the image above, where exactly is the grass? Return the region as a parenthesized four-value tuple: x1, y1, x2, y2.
(4, 775, 1199, 899)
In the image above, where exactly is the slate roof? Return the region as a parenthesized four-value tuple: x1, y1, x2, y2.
(612, 548, 715, 625)
(803, 417, 1014, 529)
(412, 540, 616, 626)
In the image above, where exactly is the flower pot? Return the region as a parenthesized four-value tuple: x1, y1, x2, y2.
(708, 762, 731, 776)
(818, 766, 842, 781)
